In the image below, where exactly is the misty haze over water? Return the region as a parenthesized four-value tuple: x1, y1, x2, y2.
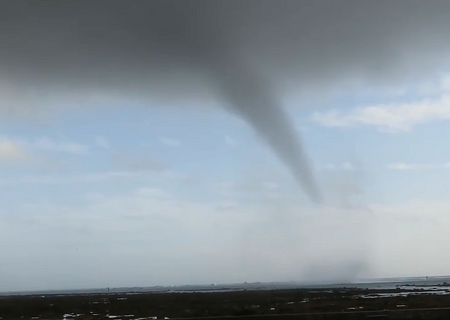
(3, 276, 450, 297)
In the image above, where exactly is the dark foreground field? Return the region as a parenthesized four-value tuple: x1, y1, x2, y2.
(2, 286, 450, 320)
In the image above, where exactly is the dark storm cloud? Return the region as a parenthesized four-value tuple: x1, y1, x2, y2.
(2, 0, 450, 201)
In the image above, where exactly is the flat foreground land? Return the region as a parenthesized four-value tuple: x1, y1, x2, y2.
(1, 287, 450, 320)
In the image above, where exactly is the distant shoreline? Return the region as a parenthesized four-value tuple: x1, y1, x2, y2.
(3, 275, 450, 297)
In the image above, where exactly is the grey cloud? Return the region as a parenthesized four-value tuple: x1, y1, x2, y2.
(3, 1, 450, 200)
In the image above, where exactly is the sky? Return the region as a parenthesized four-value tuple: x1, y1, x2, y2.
(2, 1, 450, 291)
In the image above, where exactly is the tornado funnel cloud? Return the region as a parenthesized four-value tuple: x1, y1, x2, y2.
(210, 58, 322, 203)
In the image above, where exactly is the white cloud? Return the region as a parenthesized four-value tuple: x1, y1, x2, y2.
(211, 181, 285, 202)
(317, 162, 358, 171)
(440, 75, 450, 93)
(95, 135, 110, 149)
(413, 74, 450, 96)
(387, 162, 417, 170)
(0, 171, 146, 186)
(112, 153, 170, 172)
(323, 163, 336, 170)
(387, 162, 450, 170)
(342, 162, 356, 171)
(0, 138, 26, 164)
(317, 161, 450, 171)
(225, 135, 237, 147)
(311, 94, 450, 132)
(160, 137, 181, 147)
(134, 187, 171, 199)
(262, 182, 279, 190)
(261, 182, 280, 199)
(0, 168, 192, 187)
(211, 182, 235, 196)
(33, 136, 89, 154)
